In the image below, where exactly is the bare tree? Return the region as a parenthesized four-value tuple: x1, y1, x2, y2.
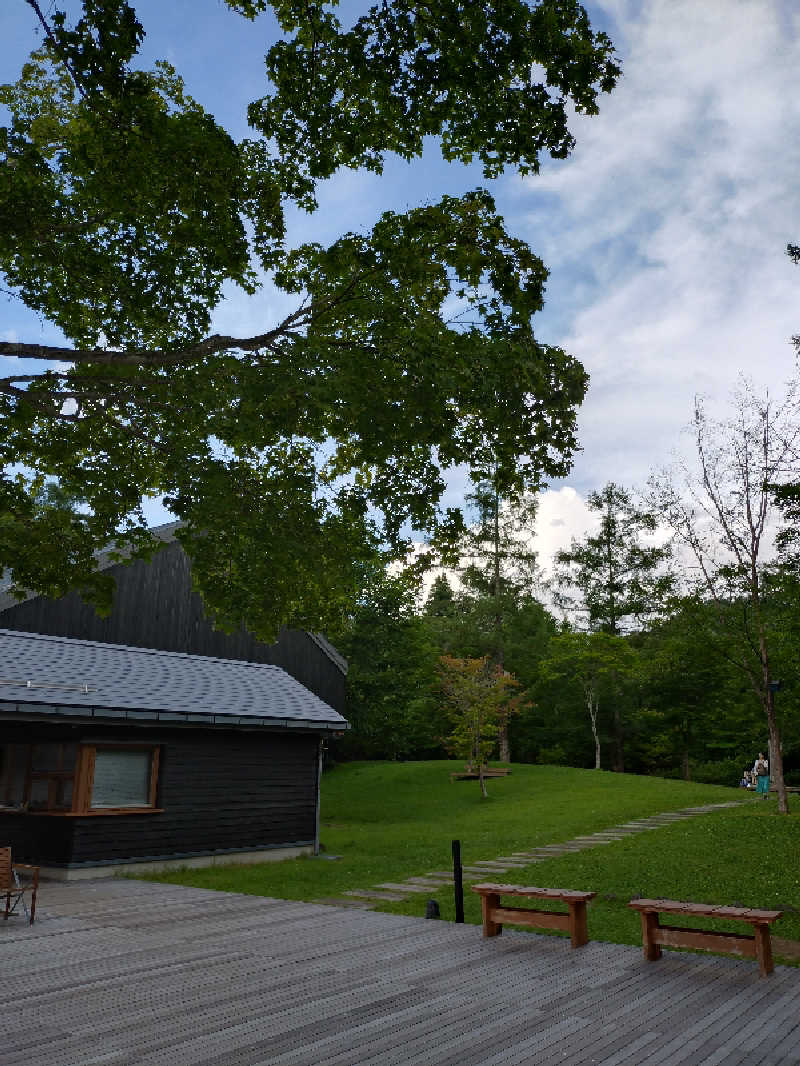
(649, 379, 800, 813)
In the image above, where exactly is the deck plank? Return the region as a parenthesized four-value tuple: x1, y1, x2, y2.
(2, 879, 799, 1066)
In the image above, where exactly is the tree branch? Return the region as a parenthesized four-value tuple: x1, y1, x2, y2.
(23, 0, 87, 99)
(0, 320, 307, 368)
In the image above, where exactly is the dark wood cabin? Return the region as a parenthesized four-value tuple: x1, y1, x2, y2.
(0, 628, 348, 878)
(0, 522, 347, 715)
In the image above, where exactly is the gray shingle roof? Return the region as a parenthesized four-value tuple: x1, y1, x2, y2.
(0, 629, 348, 730)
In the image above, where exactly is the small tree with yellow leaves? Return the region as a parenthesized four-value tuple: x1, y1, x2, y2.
(439, 655, 521, 798)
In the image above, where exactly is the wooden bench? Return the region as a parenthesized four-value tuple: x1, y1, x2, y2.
(472, 883, 596, 948)
(450, 768, 512, 782)
(629, 898, 783, 977)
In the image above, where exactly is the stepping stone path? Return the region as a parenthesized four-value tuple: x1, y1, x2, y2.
(326, 801, 742, 909)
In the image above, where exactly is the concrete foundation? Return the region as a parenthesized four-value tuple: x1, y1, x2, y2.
(38, 844, 313, 881)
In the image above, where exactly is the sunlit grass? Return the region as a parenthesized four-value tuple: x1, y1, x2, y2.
(140, 760, 781, 924)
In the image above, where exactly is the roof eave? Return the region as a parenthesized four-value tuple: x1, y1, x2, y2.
(0, 702, 349, 732)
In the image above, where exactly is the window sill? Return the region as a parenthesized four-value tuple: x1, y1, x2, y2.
(84, 807, 164, 817)
(0, 807, 163, 817)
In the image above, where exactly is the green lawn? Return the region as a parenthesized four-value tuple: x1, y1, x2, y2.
(142, 761, 800, 957)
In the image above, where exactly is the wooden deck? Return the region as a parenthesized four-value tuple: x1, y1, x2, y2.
(3, 879, 800, 1065)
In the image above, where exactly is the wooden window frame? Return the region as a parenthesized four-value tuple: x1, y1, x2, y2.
(28, 741, 78, 812)
(0, 742, 161, 816)
(76, 744, 161, 815)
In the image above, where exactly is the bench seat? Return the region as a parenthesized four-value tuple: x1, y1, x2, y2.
(472, 883, 596, 948)
(629, 898, 782, 977)
(450, 769, 512, 781)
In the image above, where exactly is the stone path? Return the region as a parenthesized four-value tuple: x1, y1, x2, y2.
(315, 801, 744, 910)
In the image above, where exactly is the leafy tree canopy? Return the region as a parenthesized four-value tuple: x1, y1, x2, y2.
(439, 654, 521, 795)
(553, 482, 673, 635)
(330, 564, 443, 761)
(0, 0, 619, 636)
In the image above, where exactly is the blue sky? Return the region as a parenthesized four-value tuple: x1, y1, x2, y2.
(2, 0, 799, 567)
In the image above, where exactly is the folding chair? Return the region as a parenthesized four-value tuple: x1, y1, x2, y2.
(1, 847, 39, 924)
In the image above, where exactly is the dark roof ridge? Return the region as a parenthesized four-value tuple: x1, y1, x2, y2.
(307, 631, 349, 675)
(0, 521, 348, 676)
(0, 627, 290, 672)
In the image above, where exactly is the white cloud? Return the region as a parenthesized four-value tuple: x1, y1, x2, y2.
(532, 488, 599, 578)
(411, 486, 600, 610)
(514, 0, 800, 495)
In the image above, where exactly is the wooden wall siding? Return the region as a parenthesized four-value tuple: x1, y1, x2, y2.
(0, 810, 76, 864)
(0, 723, 81, 864)
(0, 541, 346, 712)
(73, 727, 319, 864)
(1, 723, 320, 867)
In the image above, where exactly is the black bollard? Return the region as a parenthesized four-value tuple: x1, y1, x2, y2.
(425, 899, 440, 919)
(452, 838, 464, 924)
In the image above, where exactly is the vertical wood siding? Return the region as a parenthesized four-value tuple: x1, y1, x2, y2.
(0, 542, 346, 712)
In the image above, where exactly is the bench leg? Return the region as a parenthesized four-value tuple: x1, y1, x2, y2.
(753, 924, 774, 977)
(481, 893, 502, 937)
(640, 911, 662, 961)
(568, 900, 590, 948)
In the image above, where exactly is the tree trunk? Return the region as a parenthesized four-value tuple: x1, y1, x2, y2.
(757, 624, 788, 813)
(612, 705, 624, 773)
(498, 711, 510, 763)
(478, 763, 488, 799)
(764, 686, 789, 814)
(682, 715, 690, 780)
(493, 483, 511, 763)
(586, 685, 601, 769)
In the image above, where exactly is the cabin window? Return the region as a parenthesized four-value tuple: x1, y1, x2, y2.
(76, 745, 160, 813)
(89, 749, 155, 809)
(31, 742, 78, 810)
(0, 743, 29, 808)
(0, 742, 77, 811)
(0, 742, 160, 814)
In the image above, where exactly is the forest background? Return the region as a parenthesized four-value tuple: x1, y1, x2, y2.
(331, 427, 800, 792)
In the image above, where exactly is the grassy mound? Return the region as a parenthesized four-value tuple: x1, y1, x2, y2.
(141, 761, 800, 939)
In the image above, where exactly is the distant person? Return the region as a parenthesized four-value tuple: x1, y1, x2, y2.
(754, 753, 770, 798)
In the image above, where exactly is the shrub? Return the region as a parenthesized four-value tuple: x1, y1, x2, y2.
(689, 758, 748, 786)
(537, 744, 568, 765)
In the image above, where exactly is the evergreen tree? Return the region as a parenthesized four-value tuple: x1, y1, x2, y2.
(454, 481, 540, 759)
(552, 482, 673, 770)
(333, 570, 442, 761)
(553, 483, 673, 635)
